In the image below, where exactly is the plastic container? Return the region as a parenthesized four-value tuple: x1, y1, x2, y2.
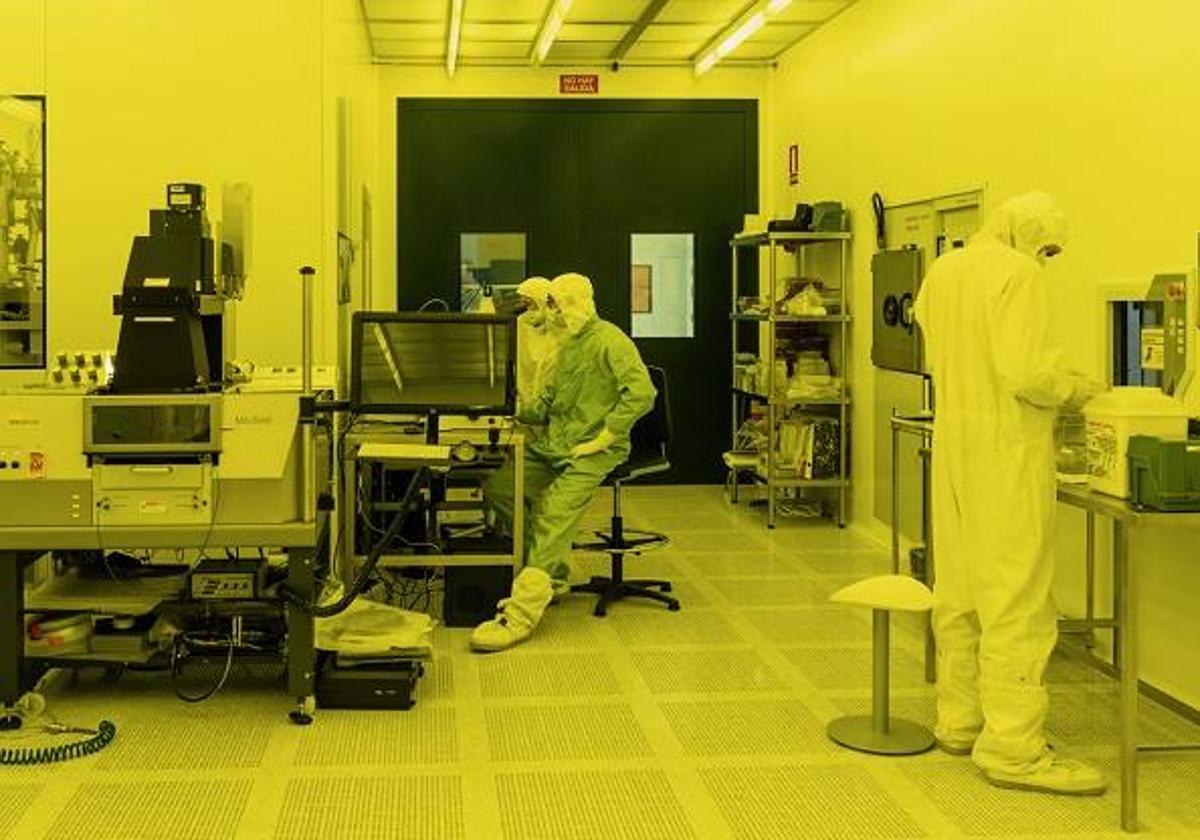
(1083, 387, 1187, 497)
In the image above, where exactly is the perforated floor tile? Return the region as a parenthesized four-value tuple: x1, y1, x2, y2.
(682, 553, 809, 578)
(486, 703, 652, 761)
(477, 653, 621, 698)
(294, 708, 459, 765)
(782, 646, 927, 690)
(0, 784, 42, 839)
(275, 776, 465, 839)
(902, 759, 1118, 835)
(1045, 653, 1108, 686)
(612, 609, 746, 646)
(1043, 686, 1194, 747)
(660, 698, 832, 756)
(831, 693, 936, 729)
(520, 608, 602, 648)
(1137, 754, 1200, 830)
(632, 648, 786, 694)
(47, 780, 252, 840)
(701, 763, 924, 839)
(740, 606, 872, 644)
(496, 769, 695, 839)
(712, 577, 827, 607)
(95, 711, 276, 770)
(767, 523, 881, 551)
(666, 531, 771, 553)
(795, 549, 893, 575)
(421, 657, 455, 702)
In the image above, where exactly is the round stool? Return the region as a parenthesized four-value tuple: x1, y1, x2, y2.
(826, 574, 936, 755)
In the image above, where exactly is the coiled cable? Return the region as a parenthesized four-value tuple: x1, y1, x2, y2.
(0, 721, 116, 765)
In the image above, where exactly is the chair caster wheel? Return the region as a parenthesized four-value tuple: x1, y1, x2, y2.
(0, 713, 21, 731)
(289, 696, 316, 726)
(668, 602, 681, 612)
(661, 583, 672, 592)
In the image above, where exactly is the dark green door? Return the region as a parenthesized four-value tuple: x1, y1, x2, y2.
(397, 99, 758, 483)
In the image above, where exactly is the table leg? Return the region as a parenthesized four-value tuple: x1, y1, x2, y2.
(1085, 510, 1096, 648)
(0, 551, 26, 724)
(285, 546, 316, 720)
(1114, 519, 1138, 832)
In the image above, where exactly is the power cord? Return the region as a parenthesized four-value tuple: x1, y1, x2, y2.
(0, 722, 116, 765)
(170, 632, 235, 703)
(280, 467, 428, 617)
(872, 192, 887, 250)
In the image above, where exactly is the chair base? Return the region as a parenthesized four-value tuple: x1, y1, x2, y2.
(826, 715, 935, 756)
(571, 576, 680, 617)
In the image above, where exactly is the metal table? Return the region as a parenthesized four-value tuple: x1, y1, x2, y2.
(1055, 485, 1200, 832)
(0, 518, 326, 725)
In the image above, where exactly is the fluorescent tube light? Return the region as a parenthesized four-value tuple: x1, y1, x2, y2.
(446, 0, 464, 77)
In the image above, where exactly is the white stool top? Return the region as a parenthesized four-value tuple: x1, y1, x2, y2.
(829, 574, 933, 613)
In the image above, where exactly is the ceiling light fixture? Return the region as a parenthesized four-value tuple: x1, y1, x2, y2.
(531, 0, 574, 65)
(446, 0, 464, 77)
(695, 0, 792, 77)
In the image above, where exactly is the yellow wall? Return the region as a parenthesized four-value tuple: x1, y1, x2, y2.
(0, 0, 381, 376)
(770, 0, 1200, 705)
(374, 64, 771, 309)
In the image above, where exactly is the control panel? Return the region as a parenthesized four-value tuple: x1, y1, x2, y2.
(45, 350, 114, 389)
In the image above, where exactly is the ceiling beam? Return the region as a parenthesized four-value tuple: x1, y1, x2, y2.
(530, 0, 575, 65)
(357, 0, 376, 60)
(446, 0, 465, 76)
(610, 0, 670, 64)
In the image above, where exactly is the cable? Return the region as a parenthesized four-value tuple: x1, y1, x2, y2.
(170, 632, 235, 703)
(280, 467, 428, 617)
(418, 298, 450, 312)
(871, 192, 887, 250)
(0, 722, 116, 765)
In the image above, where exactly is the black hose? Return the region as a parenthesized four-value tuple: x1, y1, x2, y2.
(280, 467, 428, 618)
(0, 722, 116, 765)
(872, 192, 887, 250)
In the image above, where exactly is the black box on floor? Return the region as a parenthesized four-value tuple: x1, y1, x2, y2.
(442, 565, 513, 628)
(315, 653, 424, 710)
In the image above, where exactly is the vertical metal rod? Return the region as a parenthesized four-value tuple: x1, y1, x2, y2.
(891, 417, 900, 574)
(1085, 510, 1096, 648)
(839, 238, 848, 528)
(1114, 519, 1138, 831)
(299, 266, 316, 524)
(921, 444, 936, 684)
(767, 242, 777, 529)
(0, 553, 26, 711)
(873, 609, 891, 733)
(730, 243, 739, 503)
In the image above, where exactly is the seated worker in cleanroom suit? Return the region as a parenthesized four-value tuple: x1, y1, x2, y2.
(512, 276, 561, 416)
(914, 191, 1106, 795)
(471, 272, 656, 652)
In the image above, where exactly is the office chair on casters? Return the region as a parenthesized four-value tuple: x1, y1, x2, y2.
(572, 366, 681, 617)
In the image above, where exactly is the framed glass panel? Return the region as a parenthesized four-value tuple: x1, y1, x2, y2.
(631, 233, 693, 338)
(459, 232, 526, 313)
(0, 95, 45, 368)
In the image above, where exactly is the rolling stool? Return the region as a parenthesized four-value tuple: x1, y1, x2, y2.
(826, 574, 936, 755)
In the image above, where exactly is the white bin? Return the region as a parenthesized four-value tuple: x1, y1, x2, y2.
(1083, 387, 1187, 498)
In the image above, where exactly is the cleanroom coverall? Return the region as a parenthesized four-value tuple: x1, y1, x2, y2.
(914, 196, 1086, 774)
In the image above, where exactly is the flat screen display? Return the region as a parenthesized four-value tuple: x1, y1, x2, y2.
(351, 312, 515, 416)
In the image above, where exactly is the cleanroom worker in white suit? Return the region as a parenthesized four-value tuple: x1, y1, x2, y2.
(914, 191, 1106, 795)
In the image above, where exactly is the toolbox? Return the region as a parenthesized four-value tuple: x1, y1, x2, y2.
(1127, 435, 1200, 512)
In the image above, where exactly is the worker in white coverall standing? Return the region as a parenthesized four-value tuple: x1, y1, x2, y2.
(914, 191, 1107, 795)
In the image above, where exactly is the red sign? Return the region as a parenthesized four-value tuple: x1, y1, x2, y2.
(788, 144, 800, 186)
(560, 74, 599, 95)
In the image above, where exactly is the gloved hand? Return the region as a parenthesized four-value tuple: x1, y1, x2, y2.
(570, 428, 616, 459)
(1065, 374, 1107, 409)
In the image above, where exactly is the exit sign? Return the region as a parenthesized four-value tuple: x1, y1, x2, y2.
(560, 74, 599, 95)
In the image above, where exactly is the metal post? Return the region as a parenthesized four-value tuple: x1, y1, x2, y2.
(921, 444, 936, 684)
(1114, 519, 1138, 831)
(767, 243, 778, 529)
(731, 241, 739, 501)
(872, 609, 890, 734)
(1085, 510, 1096, 648)
(839, 237, 848, 528)
(299, 266, 316, 524)
(891, 417, 900, 574)
(0, 553, 26, 717)
(285, 546, 316, 707)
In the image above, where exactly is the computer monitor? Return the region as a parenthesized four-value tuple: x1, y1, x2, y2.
(350, 311, 516, 416)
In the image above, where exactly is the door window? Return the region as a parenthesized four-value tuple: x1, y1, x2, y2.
(631, 233, 693, 338)
(460, 233, 526, 312)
